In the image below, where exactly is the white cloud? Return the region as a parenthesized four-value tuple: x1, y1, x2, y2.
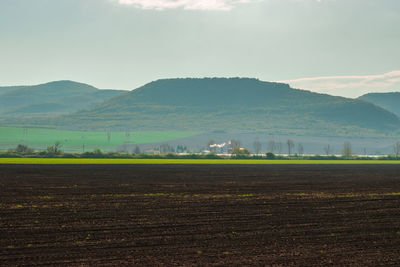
(279, 71, 400, 98)
(117, 0, 260, 11)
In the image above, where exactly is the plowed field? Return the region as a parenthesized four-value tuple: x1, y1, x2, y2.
(1, 164, 400, 266)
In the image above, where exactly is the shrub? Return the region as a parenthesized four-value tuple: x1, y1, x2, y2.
(266, 152, 276, 159)
(205, 152, 221, 159)
(231, 147, 251, 158)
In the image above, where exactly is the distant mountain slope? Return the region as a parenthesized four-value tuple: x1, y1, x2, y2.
(0, 81, 126, 117)
(359, 92, 400, 117)
(0, 86, 27, 95)
(53, 78, 400, 136)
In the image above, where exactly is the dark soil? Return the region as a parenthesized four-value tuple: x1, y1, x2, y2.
(1, 164, 400, 266)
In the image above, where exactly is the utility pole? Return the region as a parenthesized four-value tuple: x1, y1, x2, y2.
(107, 131, 111, 144)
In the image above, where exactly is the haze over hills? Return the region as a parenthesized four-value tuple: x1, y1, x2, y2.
(42, 78, 400, 137)
(0, 81, 125, 118)
(359, 92, 400, 118)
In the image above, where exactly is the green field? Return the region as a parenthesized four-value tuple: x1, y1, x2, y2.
(0, 127, 199, 152)
(1, 158, 400, 165)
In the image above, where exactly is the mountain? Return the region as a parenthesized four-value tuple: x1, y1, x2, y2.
(359, 92, 400, 117)
(0, 81, 126, 118)
(50, 78, 400, 136)
(0, 86, 27, 95)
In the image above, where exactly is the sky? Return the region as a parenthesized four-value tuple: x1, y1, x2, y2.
(0, 0, 399, 97)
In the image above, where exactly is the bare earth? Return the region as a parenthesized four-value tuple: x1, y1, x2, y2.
(1, 164, 400, 266)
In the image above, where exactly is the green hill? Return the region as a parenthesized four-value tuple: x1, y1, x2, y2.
(50, 78, 400, 136)
(0, 81, 125, 117)
(0, 127, 198, 152)
(359, 92, 400, 117)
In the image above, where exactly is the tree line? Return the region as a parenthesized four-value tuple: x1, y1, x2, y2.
(2, 141, 400, 160)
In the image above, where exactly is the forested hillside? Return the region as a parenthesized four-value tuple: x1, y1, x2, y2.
(0, 81, 125, 118)
(48, 78, 400, 136)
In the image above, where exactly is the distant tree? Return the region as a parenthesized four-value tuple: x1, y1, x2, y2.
(267, 140, 276, 153)
(323, 144, 332, 156)
(394, 142, 400, 158)
(160, 143, 174, 154)
(276, 142, 282, 154)
(16, 144, 28, 153)
(94, 148, 103, 155)
(341, 142, 353, 159)
(287, 139, 295, 156)
(176, 145, 187, 153)
(266, 152, 276, 159)
(15, 144, 34, 154)
(134, 145, 141, 154)
(160, 143, 168, 154)
(253, 140, 262, 155)
(47, 141, 62, 155)
(119, 144, 130, 153)
(230, 139, 241, 150)
(297, 143, 304, 156)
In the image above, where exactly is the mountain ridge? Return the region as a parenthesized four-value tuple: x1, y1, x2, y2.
(0, 80, 126, 118)
(48, 78, 400, 136)
(359, 92, 400, 118)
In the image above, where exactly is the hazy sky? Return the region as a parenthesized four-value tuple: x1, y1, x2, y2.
(1, 0, 399, 97)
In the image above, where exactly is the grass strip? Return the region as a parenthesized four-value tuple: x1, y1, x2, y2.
(1, 158, 400, 165)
